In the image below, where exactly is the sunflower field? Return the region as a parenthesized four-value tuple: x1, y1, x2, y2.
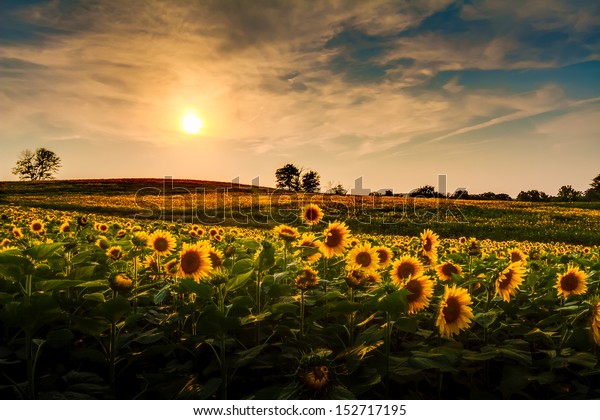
(0, 203, 599, 400)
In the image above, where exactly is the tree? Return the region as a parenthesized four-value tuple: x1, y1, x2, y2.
(517, 190, 549, 202)
(585, 173, 600, 201)
(408, 185, 436, 198)
(301, 170, 320, 193)
(557, 185, 581, 202)
(275, 164, 301, 191)
(329, 183, 347, 195)
(12, 148, 61, 181)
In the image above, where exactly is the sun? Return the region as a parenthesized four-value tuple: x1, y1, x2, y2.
(181, 112, 204, 134)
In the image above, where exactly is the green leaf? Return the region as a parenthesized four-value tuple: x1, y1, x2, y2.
(71, 251, 93, 265)
(24, 242, 67, 261)
(270, 302, 298, 315)
(154, 284, 171, 304)
(35, 280, 83, 292)
(474, 310, 499, 328)
(0, 253, 34, 280)
(234, 344, 268, 368)
(1, 294, 63, 333)
(178, 278, 213, 299)
(226, 270, 254, 292)
(255, 241, 275, 272)
(69, 265, 97, 281)
(377, 289, 408, 316)
(496, 339, 532, 366)
(83, 292, 106, 303)
(231, 259, 254, 276)
(394, 316, 418, 333)
(91, 295, 131, 323)
(72, 316, 110, 336)
(197, 377, 222, 400)
(76, 280, 109, 288)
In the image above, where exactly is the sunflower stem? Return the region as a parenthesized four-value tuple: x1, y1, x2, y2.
(349, 287, 355, 345)
(218, 285, 227, 400)
(255, 270, 262, 346)
(384, 311, 391, 398)
(133, 257, 138, 314)
(300, 290, 305, 338)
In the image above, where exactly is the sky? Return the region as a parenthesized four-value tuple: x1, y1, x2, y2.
(1, 0, 599, 196)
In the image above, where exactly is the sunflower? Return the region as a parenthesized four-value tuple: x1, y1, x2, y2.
(374, 246, 393, 268)
(209, 228, 218, 238)
(591, 300, 600, 346)
(96, 237, 110, 250)
(77, 215, 89, 227)
(131, 231, 148, 247)
(12, 227, 23, 239)
(109, 273, 133, 293)
(164, 259, 179, 275)
(177, 243, 213, 282)
(30, 220, 45, 234)
(467, 238, 481, 256)
(302, 365, 330, 392)
(420, 229, 439, 259)
(390, 256, 424, 286)
(301, 204, 323, 226)
(344, 265, 367, 289)
(436, 261, 462, 282)
(97, 223, 109, 233)
(294, 233, 322, 263)
(295, 267, 320, 290)
(555, 264, 587, 298)
(59, 222, 71, 233)
(319, 221, 350, 258)
(436, 285, 474, 338)
(144, 255, 159, 273)
(495, 263, 526, 302)
(508, 248, 527, 265)
(1, 238, 10, 248)
(207, 247, 224, 269)
(399, 275, 435, 314)
(364, 271, 382, 284)
(458, 236, 467, 245)
(273, 224, 299, 243)
(147, 230, 176, 256)
(346, 243, 379, 271)
(106, 246, 123, 261)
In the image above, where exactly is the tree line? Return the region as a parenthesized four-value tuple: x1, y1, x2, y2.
(10, 151, 600, 203)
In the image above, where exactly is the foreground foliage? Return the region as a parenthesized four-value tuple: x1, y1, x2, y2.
(0, 204, 599, 399)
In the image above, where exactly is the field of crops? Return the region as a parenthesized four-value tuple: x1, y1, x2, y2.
(2, 179, 600, 245)
(1, 200, 599, 400)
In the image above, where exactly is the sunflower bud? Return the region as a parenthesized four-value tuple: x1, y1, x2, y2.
(109, 273, 133, 293)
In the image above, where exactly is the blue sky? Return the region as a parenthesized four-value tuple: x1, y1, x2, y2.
(1, 0, 599, 196)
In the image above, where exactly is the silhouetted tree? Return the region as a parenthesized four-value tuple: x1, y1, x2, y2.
(408, 185, 436, 198)
(585, 173, 600, 200)
(329, 183, 347, 195)
(517, 190, 549, 202)
(557, 185, 581, 202)
(12, 148, 61, 181)
(301, 170, 320, 193)
(275, 164, 301, 191)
